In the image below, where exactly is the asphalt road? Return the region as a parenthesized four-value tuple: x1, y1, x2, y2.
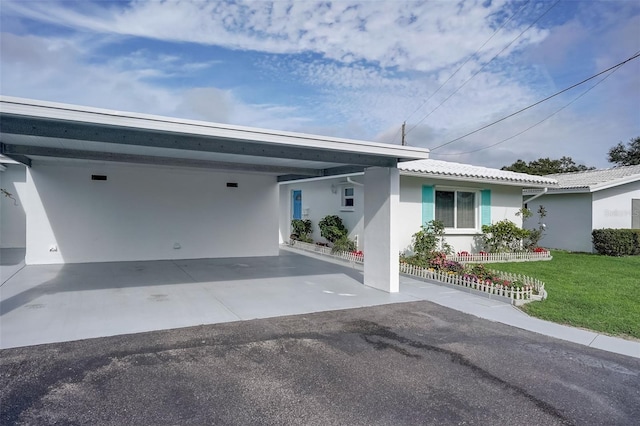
(1, 301, 639, 425)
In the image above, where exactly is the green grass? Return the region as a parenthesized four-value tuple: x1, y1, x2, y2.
(485, 251, 640, 340)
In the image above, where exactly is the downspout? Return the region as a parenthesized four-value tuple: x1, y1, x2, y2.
(346, 177, 364, 187)
(524, 187, 548, 206)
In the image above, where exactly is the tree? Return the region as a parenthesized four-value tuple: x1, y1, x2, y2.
(501, 156, 595, 175)
(608, 136, 640, 166)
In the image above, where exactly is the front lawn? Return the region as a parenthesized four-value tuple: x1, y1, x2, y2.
(486, 251, 640, 340)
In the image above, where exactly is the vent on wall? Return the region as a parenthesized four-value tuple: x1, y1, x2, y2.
(226, 182, 238, 188)
(91, 175, 107, 181)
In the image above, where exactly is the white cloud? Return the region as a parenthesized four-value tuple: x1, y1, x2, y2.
(2, 0, 548, 72)
(1, 0, 638, 171)
(0, 32, 314, 131)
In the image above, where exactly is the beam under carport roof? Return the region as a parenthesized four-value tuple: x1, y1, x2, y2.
(0, 97, 429, 176)
(0, 144, 323, 176)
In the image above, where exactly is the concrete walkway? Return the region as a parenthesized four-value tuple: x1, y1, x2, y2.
(1, 249, 638, 359)
(400, 276, 640, 359)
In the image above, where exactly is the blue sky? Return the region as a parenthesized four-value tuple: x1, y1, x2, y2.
(1, 0, 638, 168)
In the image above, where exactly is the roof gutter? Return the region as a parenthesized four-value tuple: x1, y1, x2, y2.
(524, 187, 548, 205)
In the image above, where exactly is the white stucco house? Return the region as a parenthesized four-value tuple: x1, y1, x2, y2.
(523, 165, 640, 252)
(0, 96, 432, 292)
(278, 160, 557, 254)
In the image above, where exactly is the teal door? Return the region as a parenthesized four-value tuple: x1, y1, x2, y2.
(292, 190, 302, 220)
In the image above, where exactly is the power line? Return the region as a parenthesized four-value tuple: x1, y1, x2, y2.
(429, 51, 640, 151)
(405, 0, 561, 137)
(401, 0, 532, 126)
(431, 63, 624, 156)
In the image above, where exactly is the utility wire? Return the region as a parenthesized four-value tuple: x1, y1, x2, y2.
(405, 0, 561, 137)
(401, 0, 531, 126)
(429, 51, 640, 151)
(431, 62, 624, 156)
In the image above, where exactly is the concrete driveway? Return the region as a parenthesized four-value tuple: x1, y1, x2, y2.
(1, 250, 416, 349)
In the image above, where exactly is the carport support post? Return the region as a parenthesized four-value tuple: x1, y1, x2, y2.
(363, 167, 400, 293)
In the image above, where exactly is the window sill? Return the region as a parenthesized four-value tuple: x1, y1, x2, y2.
(340, 207, 355, 212)
(443, 229, 481, 235)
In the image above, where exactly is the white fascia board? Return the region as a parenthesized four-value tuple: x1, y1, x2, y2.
(589, 175, 640, 192)
(1, 96, 430, 161)
(277, 172, 365, 185)
(524, 187, 590, 195)
(399, 171, 553, 188)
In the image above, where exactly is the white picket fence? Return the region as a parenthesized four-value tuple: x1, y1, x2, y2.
(287, 241, 547, 305)
(446, 251, 552, 263)
(399, 262, 546, 305)
(288, 240, 365, 264)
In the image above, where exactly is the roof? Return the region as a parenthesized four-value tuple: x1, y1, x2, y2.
(0, 96, 429, 178)
(523, 165, 640, 194)
(398, 159, 557, 187)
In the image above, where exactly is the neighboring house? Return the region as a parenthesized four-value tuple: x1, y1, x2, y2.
(279, 159, 556, 254)
(523, 165, 640, 253)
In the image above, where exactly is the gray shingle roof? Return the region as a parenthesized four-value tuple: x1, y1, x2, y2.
(398, 159, 557, 187)
(544, 165, 640, 191)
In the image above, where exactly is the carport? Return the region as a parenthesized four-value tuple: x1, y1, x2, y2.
(0, 96, 429, 292)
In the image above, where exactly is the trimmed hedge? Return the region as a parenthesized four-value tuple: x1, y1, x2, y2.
(592, 229, 640, 256)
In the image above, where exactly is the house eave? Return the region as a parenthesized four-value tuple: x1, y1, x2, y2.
(523, 187, 591, 195)
(399, 171, 555, 188)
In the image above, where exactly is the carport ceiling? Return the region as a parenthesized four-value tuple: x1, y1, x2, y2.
(0, 97, 429, 179)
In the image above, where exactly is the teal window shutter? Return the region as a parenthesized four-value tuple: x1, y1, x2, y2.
(480, 189, 491, 226)
(422, 185, 434, 225)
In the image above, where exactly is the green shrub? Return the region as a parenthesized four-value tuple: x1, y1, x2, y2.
(481, 219, 530, 253)
(412, 220, 452, 255)
(291, 219, 313, 243)
(331, 235, 357, 254)
(318, 215, 349, 243)
(592, 229, 640, 256)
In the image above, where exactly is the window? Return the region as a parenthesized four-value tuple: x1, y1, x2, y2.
(342, 187, 355, 209)
(435, 190, 476, 229)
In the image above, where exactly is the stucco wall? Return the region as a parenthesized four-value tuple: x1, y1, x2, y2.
(0, 163, 27, 248)
(279, 176, 364, 248)
(399, 176, 523, 253)
(25, 159, 279, 264)
(279, 174, 525, 254)
(592, 181, 640, 229)
(525, 193, 593, 252)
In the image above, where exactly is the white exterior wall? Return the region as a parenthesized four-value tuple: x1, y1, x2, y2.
(280, 175, 526, 254)
(278, 176, 364, 248)
(525, 193, 593, 252)
(25, 159, 279, 264)
(592, 181, 640, 229)
(399, 176, 523, 253)
(0, 163, 27, 248)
